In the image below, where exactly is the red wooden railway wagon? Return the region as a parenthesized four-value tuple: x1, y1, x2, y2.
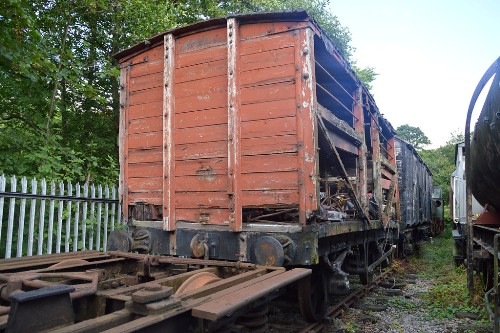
(0, 12, 427, 332)
(111, 10, 400, 319)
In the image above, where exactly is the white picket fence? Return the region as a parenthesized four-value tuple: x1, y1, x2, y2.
(0, 175, 122, 259)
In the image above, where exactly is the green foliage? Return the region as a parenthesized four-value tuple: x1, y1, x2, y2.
(353, 66, 378, 91)
(406, 233, 487, 320)
(396, 124, 431, 150)
(420, 130, 463, 206)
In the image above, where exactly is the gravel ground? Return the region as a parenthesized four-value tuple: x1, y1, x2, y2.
(325, 276, 492, 333)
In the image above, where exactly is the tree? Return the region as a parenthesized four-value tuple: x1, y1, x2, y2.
(396, 124, 431, 150)
(353, 66, 378, 91)
(419, 130, 464, 206)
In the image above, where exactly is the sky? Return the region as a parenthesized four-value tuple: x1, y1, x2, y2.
(329, 0, 500, 148)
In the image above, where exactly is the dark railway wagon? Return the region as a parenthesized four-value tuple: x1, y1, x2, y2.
(395, 137, 434, 254)
(459, 57, 500, 326)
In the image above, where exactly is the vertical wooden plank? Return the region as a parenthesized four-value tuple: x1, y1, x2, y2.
(111, 187, 116, 231)
(38, 179, 47, 255)
(294, 27, 318, 224)
(47, 181, 55, 254)
(354, 87, 368, 213)
(16, 177, 27, 257)
(56, 182, 64, 253)
(163, 33, 175, 231)
(27, 177, 37, 256)
(65, 182, 73, 252)
(227, 18, 241, 231)
(103, 185, 109, 250)
(96, 185, 103, 250)
(119, 64, 129, 225)
(371, 113, 383, 222)
(5, 176, 17, 258)
(73, 183, 81, 252)
(0, 175, 5, 250)
(82, 183, 89, 250)
(90, 185, 96, 250)
(388, 137, 401, 220)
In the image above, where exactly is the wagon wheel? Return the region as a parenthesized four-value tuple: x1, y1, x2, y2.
(298, 269, 327, 322)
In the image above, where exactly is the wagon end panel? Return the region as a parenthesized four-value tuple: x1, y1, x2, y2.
(120, 19, 318, 231)
(120, 45, 165, 227)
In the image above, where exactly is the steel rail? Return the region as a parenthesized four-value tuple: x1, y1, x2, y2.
(298, 267, 395, 333)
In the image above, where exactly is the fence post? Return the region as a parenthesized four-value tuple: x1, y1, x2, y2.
(74, 183, 81, 252)
(47, 181, 56, 254)
(27, 178, 38, 256)
(0, 175, 5, 247)
(16, 177, 28, 257)
(89, 185, 96, 250)
(6, 176, 17, 258)
(56, 182, 64, 254)
(96, 185, 103, 251)
(82, 183, 89, 250)
(38, 179, 47, 255)
(65, 182, 73, 253)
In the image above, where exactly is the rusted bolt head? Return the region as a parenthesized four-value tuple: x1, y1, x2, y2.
(145, 283, 162, 291)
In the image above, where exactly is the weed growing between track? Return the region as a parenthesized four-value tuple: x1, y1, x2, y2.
(404, 228, 488, 321)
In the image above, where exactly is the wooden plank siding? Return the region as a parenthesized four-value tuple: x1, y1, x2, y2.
(124, 44, 165, 218)
(120, 19, 317, 227)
